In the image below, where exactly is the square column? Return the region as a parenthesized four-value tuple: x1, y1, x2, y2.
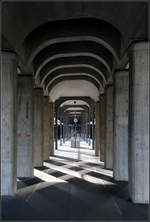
(1, 52, 17, 195)
(105, 85, 114, 169)
(33, 89, 43, 167)
(60, 114, 63, 146)
(92, 110, 95, 150)
(88, 110, 91, 146)
(99, 94, 106, 162)
(49, 102, 54, 156)
(17, 75, 33, 177)
(43, 97, 51, 160)
(128, 42, 149, 203)
(113, 70, 129, 181)
(95, 102, 100, 156)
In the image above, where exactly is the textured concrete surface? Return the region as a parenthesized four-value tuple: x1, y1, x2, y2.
(99, 95, 106, 162)
(114, 70, 129, 181)
(1, 52, 17, 195)
(105, 85, 114, 169)
(2, 143, 148, 220)
(49, 102, 54, 156)
(17, 75, 33, 177)
(33, 89, 43, 166)
(43, 97, 51, 160)
(95, 102, 100, 156)
(128, 42, 149, 203)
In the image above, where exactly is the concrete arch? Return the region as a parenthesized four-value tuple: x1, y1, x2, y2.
(65, 107, 84, 112)
(45, 73, 102, 93)
(26, 36, 120, 67)
(55, 96, 95, 111)
(60, 100, 89, 107)
(33, 41, 113, 73)
(23, 18, 122, 67)
(35, 52, 111, 79)
(49, 80, 100, 102)
(41, 64, 106, 86)
(61, 105, 89, 113)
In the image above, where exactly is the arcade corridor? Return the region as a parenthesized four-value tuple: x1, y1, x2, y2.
(1, 1, 149, 221)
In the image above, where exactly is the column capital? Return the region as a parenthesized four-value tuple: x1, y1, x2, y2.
(2, 51, 18, 62)
(114, 69, 129, 76)
(130, 41, 149, 51)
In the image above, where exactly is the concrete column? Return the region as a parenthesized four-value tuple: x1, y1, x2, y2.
(17, 75, 33, 177)
(55, 112, 58, 149)
(33, 89, 43, 167)
(1, 52, 17, 195)
(60, 114, 63, 146)
(113, 70, 129, 181)
(104, 85, 114, 169)
(63, 116, 67, 143)
(128, 42, 149, 203)
(85, 112, 88, 143)
(99, 95, 106, 162)
(88, 110, 91, 146)
(92, 110, 95, 149)
(63, 116, 65, 143)
(95, 102, 100, 156)
(49, 103, 54, 155)
(43, 97, 51, 160)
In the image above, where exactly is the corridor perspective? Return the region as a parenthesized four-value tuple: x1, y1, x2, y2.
(1, 1, 149, 221)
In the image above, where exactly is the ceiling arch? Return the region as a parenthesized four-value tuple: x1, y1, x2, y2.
(35, 52, 111, 79)
(47, 75, 100, 96)
(23, 18, 122, 67)
(33, 41, 113, 74)
(60, 100, 89, 107)
(40, 63, 107, 86)
(49, 80, 99, 102)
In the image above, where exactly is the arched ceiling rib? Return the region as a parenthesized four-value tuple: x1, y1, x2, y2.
(35, 52, 111, 79)
(61, 105, 89, 113)
(45, 73, 103, 93)
(65, 107, 84, 111)
(24, 18, 121, 66)
(3, 2, 148, 61)
(55, 97, 94, 109)
(47, 76, 100, 96)
(40, 63, 107, 86)
(27, 36, 119, 69)
(50, 80, 99, 102)
(41, 64, 106, 85)
(60, 100, 89, 107)
(33, 41, 113, 75)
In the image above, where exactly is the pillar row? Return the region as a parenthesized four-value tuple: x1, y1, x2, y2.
(128, 41, 149, 203)
(1, 52, 17, 195)
(17, 75, 33, 177)
(33, 89, 43, 167)
(113, 70, 129, 181)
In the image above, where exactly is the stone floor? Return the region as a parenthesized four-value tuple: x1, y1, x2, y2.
(2, 141, 148, 220)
